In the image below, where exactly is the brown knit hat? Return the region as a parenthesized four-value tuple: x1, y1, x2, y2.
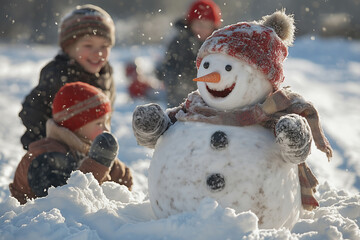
(59, 4, 115, 50)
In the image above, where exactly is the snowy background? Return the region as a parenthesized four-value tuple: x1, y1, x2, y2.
(0, 36, 359, 239)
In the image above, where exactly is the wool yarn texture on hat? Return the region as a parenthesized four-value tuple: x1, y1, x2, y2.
(52, 82, 111, 131)
(196, 10, 295, 90)
(59, 4, 115, 50)
(186, 0, 222, 28)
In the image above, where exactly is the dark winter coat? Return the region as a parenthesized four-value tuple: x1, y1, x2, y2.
(9, 120, 132, 204)
(156, 19, 204, 107)
(19, 52, 116, 150)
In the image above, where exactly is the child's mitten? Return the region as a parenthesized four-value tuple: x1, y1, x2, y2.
(275, 114, 312, 164)
(132, 103, 171, 148)
(89, 132, 119, 167)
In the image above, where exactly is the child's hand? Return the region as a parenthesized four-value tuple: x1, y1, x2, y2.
(89, 132, 119, 167)
(275, 114, 312, 164)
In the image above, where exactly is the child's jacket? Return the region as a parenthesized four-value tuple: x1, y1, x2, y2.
(10, 121, 132, 204)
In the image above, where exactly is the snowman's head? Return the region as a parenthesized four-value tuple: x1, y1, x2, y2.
(195, 10, 295, 110)
(195, 53, 272, 110)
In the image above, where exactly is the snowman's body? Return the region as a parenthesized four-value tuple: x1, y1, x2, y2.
(137, 14, 314, 230)
(146, 52, 305, 229)
(149, 121, 302, 229)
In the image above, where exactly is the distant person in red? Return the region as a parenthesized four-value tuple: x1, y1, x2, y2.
(156, 0, 222, 107)
(127, 58, 165, 101)
(127, 62, 149, 98)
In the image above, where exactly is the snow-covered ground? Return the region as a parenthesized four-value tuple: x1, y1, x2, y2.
(0, 36, 359, 239)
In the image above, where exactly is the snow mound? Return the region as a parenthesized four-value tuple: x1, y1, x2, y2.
(0, 171, 359, 240)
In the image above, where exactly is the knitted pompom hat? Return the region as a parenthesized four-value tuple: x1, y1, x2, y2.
(52, 82, 111, 131)
(59, 4, 115, 50)
(186, 0, 222, 28)
(196, 10, 295, 90)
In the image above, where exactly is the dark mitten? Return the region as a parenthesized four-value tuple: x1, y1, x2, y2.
(132, 103, 171, 148)
(89, 132, 119, 167)
(28, 152, 76, 197)
(275, 114, 312, 164)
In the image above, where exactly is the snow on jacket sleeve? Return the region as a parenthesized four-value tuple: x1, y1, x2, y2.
(19, 61, 63, 150)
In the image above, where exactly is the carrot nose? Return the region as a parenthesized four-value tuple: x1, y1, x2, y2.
(193, 72, 221, 83)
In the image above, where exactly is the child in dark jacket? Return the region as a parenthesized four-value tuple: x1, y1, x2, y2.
(19, 4, 116, 150)
(10, 82, 132, 204)
(156, 0, 222, 107)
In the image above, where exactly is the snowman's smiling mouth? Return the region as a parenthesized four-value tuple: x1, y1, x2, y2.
(206, 82, 236, 98)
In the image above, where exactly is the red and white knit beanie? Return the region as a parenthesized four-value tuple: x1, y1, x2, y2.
(186, 0, 222, 28)
(52, 82, 111, 131)
(59, 4, 115, 50)
(196, 10, 295, 90)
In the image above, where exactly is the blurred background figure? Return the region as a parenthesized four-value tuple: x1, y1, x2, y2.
(127, 57, 165, 101)
(156, 0, 222, 107)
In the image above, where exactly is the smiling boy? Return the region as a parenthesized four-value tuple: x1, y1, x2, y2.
(19, 4, 116, 150)
(65, 35, 111, 74)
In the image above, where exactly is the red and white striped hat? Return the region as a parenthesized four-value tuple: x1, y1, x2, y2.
(52, 82, 111, 131)
(196, 10, 295, 90)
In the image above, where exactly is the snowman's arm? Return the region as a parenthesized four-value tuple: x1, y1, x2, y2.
(275, 114, 312, 164)
(132, 103, 171, 149)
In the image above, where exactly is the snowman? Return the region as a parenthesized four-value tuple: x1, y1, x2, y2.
(132, 11, 332, 229)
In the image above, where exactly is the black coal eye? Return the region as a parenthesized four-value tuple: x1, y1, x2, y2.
(203, 62, 210, 69)
(225, 65, 232, 72)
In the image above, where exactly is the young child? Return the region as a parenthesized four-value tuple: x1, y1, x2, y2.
(10, 82, 132, 204)
(19, 4, 116, 150)
(156, 0, 222, 107)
